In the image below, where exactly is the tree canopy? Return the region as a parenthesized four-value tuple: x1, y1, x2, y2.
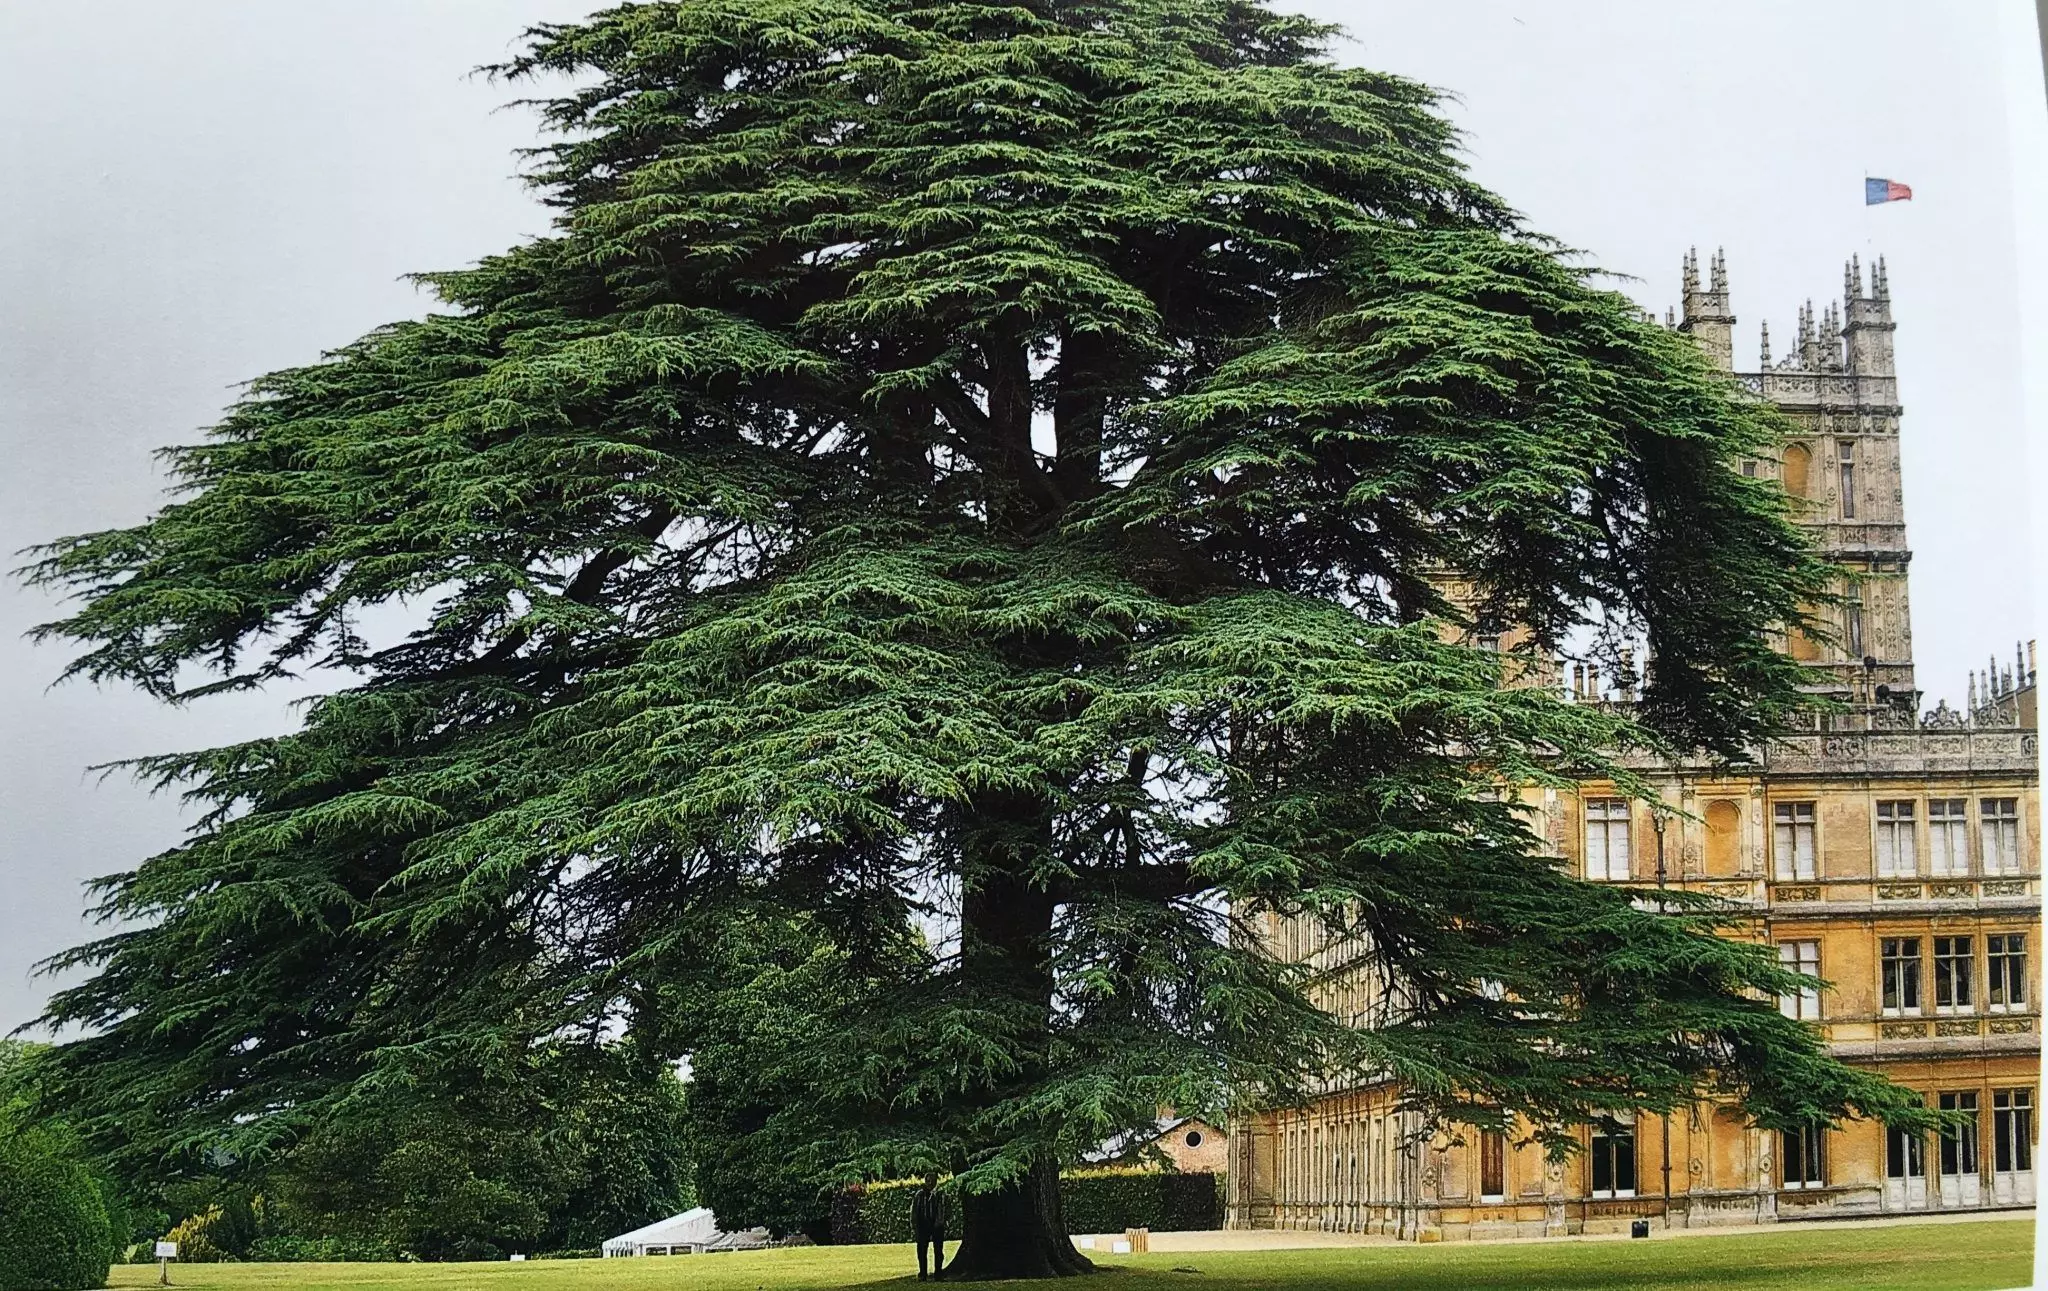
(25, 0, 1927, 1277)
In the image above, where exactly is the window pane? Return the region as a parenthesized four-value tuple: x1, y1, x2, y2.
(1882, 937, 1921, 1014)
(1773, 802, 1817, 881)
(1585, 800, 1630, 881)
(1780, 941, 1821, 1019)
(1935, 937, 1975, 1011)
(1994, 1090, 2033, 1174)
(1981, 799, 2020, 875)
(1591, 1120, 1635, 1196)
(1887, 1127, 1924, 1179)
(1480, 1131, 1505, 1199)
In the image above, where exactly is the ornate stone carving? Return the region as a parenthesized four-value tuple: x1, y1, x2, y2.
(1703, 882, 1753, 900)
(1880, 1022, 1928, 1039)
(1927, 881, 1975, 900)
(1982, 880, 2029, 897)
(1935, 1019, 1981, 1037)
(1988, 1018, 2034, 1035)
(1688, 1157, 1704, 1176)
(1919, 702, 1966, 730)
(1772, 885, 1822, 902)
(1876, 883, 1923, 900)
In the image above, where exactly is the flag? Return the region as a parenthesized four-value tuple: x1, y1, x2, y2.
(1865, 177, 1913, 205)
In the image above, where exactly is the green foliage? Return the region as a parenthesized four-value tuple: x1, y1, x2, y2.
(22, 0, 1933, 1264)
(242, 1236, 398, 1264)
(1057, 1170, 1223, 1237)
(680, 916, 923, 1241)
(0, 1117, 112, 1291)
(162, 1207, 233, 1264)
(260, 1047, 691, 1259)
(836, 1170, 1220, 1244)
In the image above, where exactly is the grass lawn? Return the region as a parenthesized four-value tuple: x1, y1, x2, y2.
(109, 1218, 2033, 1291)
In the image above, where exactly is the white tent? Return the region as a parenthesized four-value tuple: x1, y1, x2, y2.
(601, 1208, 773, 1258)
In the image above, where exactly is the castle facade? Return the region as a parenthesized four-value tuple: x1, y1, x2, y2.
(1226, 251, 2040, 1240)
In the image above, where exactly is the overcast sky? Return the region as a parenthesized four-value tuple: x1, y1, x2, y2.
(3, 1, 2044, 1035)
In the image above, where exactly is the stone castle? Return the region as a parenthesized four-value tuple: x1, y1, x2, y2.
(1226, 250, 2040, 1239)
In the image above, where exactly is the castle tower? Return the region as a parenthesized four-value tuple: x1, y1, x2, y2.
(1682, 251, 1916, 714)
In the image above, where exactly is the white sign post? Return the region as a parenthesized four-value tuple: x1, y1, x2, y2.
(154, 1241, 178, 1286)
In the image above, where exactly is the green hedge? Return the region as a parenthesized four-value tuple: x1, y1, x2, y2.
(831, 1169, 1223, 1245)
(0, 1124, 112, 1291)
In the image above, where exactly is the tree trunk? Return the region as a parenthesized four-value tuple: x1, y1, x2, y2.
(947, 795, 1094, 1278)
(942, 1158, 1094, 1280)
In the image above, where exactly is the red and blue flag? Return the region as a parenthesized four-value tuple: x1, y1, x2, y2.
(1865, 177, 1913, 205)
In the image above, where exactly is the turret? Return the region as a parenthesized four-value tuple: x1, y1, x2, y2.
(1843, 253, 1896, 376)
(1679, 246, 1737, 369)
(1798, 300, 1822, 370)
(1819, 302, 1842, 371)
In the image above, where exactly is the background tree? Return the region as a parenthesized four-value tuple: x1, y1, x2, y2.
(26, 0, 1931, 1278)
(262, 1045, 691, 1259)
(0, 1086, 113, 1291)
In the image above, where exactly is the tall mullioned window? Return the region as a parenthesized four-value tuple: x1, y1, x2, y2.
(1928, 799, 1970, 876)
(1994, 1090, 2034, 1174)
(1778, 941, 1821, 1020)
(1773, 802, 1817, 881)
(1981, 799, 2021, 875)
(1875, 801, 1917, 878)
(1934, 936, 1975, 1014)
(1782, 1123, 1826, 1189)
(1939, 1092, 1980, 1178)
(1886, 1125, 1925, 1182)
(1589, 1119, 1636, 1199)
(1584, 799, 1631, 882)
(1838, 441, 1857, 519)
(1988, 934, 2027, 1012)
(1479, 1130, 1505, 1201)
(1881, 937, 1922, 1016)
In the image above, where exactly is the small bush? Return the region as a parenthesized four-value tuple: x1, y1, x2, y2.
(0, 1123, 112, 1291)
(161, 1207, 230, 1264)
(831, 1169, 1223, 1245)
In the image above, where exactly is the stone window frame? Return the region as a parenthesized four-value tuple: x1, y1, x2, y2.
(1771, 801, 1818, 882)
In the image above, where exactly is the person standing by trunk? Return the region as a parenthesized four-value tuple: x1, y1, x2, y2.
(911, 1174, 948, 1281)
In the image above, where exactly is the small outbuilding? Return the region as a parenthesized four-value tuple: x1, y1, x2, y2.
(601, 1208, 772, 1257)
(1086, 1113, 1229, 1173)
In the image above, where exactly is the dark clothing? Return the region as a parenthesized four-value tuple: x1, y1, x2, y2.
(911, 1187, 948, 1280)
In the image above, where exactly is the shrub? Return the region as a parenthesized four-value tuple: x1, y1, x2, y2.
(0, 1123, 112, 1291)
(831, 1169, 1222, 1245)
(1059, 1169, 1224, 1235)
(161, 1207, 230, 1264)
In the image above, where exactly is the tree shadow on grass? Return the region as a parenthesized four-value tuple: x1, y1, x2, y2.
(844, 1238, 2029, 1291)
